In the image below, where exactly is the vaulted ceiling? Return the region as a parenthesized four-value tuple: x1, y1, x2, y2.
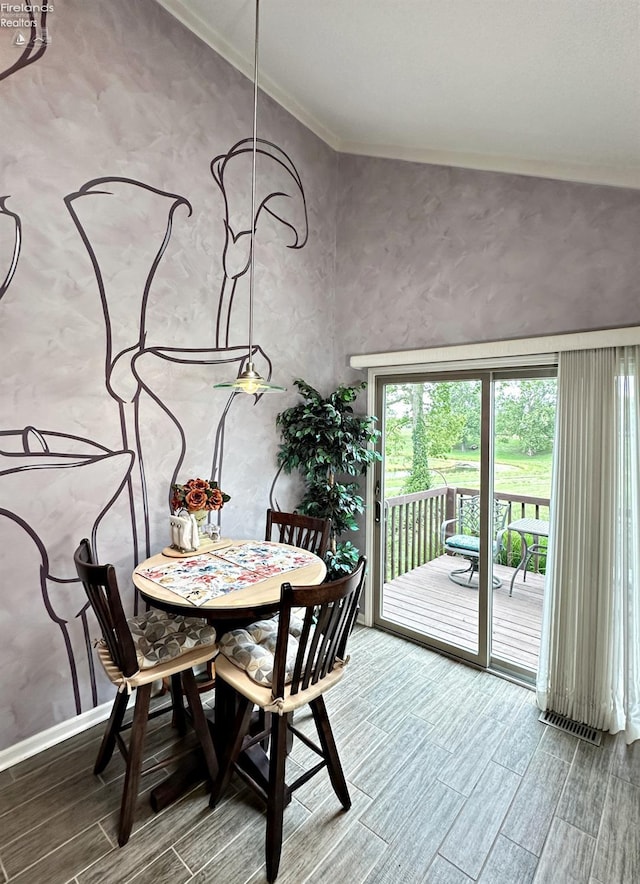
(157, 0, 640, 188)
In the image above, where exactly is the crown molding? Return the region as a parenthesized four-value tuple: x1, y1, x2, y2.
(338, 142, 640, 190)
(154, 0, 341, 150)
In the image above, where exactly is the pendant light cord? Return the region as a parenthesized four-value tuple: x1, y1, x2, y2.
(248, 0, 260, 366)
(214, 0, 285, 392)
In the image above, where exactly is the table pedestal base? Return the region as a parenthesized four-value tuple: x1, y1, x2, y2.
(149, 708, 276, 812)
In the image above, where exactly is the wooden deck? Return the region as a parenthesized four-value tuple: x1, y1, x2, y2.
(381, 554, 544, 672)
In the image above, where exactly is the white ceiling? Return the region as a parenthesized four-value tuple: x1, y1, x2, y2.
(157, 0, 640, 188)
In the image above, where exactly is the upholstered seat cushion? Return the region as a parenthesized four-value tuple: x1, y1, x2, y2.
(128, 610, 217, 670)
(445, 535, 499, 556)
(446, 534, 480, 553)
(218, 614, 305, 687)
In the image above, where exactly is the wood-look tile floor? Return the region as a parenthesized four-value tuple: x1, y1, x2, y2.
(1, 626, 639, 884)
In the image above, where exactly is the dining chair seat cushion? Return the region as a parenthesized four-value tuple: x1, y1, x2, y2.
(215, 652, 347, 715)
(97, 641, 219, 692)
(217, 614, 304, 687)
(128, 610, 217, 670)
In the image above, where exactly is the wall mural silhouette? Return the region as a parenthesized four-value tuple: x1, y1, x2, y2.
(0, 4, 49, 82)
(0, 196, 21, 301)
(0, 138, 308, 717)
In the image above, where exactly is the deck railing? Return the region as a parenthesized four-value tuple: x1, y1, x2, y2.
(384, 485, 550, 581)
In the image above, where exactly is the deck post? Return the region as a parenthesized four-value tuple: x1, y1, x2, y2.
(444, 487, 457, 548)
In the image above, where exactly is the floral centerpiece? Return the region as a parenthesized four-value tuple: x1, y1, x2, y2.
(170, 478, 230, 514)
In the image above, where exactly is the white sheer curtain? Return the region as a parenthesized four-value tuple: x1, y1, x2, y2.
(537, 346, 640, 743)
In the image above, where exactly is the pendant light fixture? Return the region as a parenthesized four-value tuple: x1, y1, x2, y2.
(214, 0, 285, 394)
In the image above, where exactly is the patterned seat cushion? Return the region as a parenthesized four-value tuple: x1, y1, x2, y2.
(218, 614, 306, 687)
(128, 610, 217, 670)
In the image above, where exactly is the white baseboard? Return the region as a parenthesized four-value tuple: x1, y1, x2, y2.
(0, 698, 130, 773)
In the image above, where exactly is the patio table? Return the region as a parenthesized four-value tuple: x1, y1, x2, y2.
(506, 518, 549, 597)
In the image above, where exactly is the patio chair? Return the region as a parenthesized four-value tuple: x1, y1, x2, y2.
(440, 495, 509, 588)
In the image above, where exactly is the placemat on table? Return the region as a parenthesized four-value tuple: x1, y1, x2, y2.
(136, 543, 318, 606)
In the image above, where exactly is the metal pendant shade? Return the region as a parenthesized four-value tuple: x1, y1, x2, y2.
(214, 0, 285, 394)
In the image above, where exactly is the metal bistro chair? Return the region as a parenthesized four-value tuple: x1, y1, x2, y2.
(440, 495, 509, 589)
(264, 508, 331, 558)
(210, 557, 366, 882)
(74, 539, 219, 846)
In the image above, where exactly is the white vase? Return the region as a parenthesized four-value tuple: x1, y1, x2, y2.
(191, 508, 208, 536)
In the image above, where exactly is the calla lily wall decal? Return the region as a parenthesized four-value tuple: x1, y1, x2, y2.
(0, 196, 21, 303)
(0, 5, 49, 82)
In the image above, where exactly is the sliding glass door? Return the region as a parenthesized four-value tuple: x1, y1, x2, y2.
(373, 367, 556, 679)
(490, 373, 556, 678)
(374, 371, 491, 667)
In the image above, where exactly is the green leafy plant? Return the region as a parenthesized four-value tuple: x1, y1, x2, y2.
(276, 379, 380, 579)
(327, 540, 361, 579)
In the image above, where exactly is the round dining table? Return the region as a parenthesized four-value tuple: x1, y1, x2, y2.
(133, 538, 327, 624)
(132, 538, 327, 811)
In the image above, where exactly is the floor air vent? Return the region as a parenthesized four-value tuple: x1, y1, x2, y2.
(539, 710, 602, 746)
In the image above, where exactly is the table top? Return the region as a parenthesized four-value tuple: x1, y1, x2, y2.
(507, 517, 549, 536)
(133, 539, 327, 621)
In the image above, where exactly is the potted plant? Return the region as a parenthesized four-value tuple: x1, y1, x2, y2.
(276, 379, 380, 579)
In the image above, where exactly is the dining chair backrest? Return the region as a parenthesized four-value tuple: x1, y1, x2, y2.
(272, 556, 366, 700)
(265, 508, 331, 558)
(74, 538, 139, 679)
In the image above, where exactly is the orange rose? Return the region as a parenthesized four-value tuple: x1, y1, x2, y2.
(187, 478, 209, 491)
(207, 488, 224, 510)
(185, 488, 207, 510)
(170, 493, 182, 512)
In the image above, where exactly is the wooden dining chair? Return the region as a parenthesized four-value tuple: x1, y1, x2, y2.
(265, 508, 331, 558)
(192, 510, 331, 699)
(210, 556, 366, 882)
(74, 539, 219, 846)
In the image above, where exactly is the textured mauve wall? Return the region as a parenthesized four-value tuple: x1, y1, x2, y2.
(335, 155, 640, 362)
(3, 0, 639, 754)
(0, 0, 336, 748)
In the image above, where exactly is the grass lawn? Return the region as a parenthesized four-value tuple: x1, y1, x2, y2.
(384, 439, 553, 501)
